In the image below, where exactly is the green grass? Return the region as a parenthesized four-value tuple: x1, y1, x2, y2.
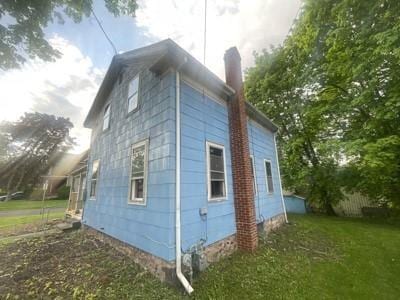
(0, 214, 399, 299)
(192, 214, 400, 299)
(0, 199, 67, 211)
(0, 212, 65, 229)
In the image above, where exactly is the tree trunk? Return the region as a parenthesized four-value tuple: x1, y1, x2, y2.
(325, 202, 337, 216)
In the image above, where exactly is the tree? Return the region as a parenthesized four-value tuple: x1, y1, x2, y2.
(320, 0, 400, 207)
(0, 0, 138, 69)
(245, 0, 400, 211)
(0, 112, 75, 199)
(245, 36, 344, 214)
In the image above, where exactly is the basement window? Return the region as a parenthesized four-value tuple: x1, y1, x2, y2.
(207, 142, 227, 201)
(250, 155, 258, 195)
(264, 160, 274, 194)
(129, 140, 148, 205)
(103, 104, 111, 131)
(90, 159, 100, 199)
(128, 75, 139, 113)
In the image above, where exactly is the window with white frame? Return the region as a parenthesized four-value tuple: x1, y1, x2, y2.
(207, 142, 227, 200)
(250, 156, 257, 195)
(90, 160, 100, 198)
(264, 160, 274, 194)
(127, 75, 139, 113)
(103, 104, 110, 131)
(129, 140, 148, 204)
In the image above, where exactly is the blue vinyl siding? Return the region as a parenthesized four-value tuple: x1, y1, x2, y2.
(179, 81, 236, 250)
(83, 69, 176, 261)
(83, 68, 284, 263)
(248, 120, 285, 223)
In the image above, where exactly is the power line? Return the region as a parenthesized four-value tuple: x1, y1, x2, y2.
(90, 6, 117, 55)
(203, 0, 207, 66)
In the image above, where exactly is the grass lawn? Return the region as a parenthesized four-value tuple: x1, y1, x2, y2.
(0, 199, 67, 211)
(0, 212, 65, 230)
(0, 214, 399, 299)
(194, 214, 400, 299)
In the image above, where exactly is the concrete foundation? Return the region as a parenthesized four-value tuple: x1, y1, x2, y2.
(83, 213, 285, 284)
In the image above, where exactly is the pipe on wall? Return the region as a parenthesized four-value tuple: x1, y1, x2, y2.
(274, 133, 288, 223)
(175, 67, 193, 294)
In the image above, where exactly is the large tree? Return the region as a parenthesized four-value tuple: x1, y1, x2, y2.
(245, 0, 400, 212)
(0, 0, 138, 69)
(0, 112, 74, 199)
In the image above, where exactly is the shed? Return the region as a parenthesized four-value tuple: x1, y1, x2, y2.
(283, 192, 307, 214)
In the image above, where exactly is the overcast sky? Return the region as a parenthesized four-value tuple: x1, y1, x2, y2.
(0, 0, 301, 153)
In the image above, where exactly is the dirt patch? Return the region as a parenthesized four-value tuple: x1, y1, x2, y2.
(0, 230, 181, 299)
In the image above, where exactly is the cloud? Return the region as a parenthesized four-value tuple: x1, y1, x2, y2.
(136, 0, 301, 78)
(0, 36, 103, 153)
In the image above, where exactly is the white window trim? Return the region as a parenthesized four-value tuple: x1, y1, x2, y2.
(250, 155, 258, 195)
(127, 74, 140, 113)
(264, 159, 274, 195)
(128, 139, 149, 205)
(89, 159, 100, 200)
(103, 103, 111, 131)
(206, 141, 228, 202)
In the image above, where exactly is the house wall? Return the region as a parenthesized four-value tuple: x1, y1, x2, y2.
(83, 68, 285, 262)
(284, 196, 307, 214)
(247, 119, 285, 223)
(178, 80, 284, 251)
(83, 68, 176, 261)
(179, 80, 236, 251)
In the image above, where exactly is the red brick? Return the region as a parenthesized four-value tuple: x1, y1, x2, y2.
(224, 47, 258, 252)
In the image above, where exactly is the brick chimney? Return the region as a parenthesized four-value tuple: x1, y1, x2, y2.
(224, 47, 258, 252)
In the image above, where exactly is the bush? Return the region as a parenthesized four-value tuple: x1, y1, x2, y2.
(29, 188, 45, 200)
(57, 185, 70, 200)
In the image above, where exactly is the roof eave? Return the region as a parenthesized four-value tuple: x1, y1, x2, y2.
(84, 56, 123, 128)
(245, 101, 279, 133)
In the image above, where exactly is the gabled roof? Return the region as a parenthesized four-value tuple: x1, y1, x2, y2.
(84, 39, 278, 133)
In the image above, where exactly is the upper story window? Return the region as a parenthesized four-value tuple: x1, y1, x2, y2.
(90, 159, 100, 199)
(128, 75, 139, 113)
(250, 155, 258, 195)
(129, 140, 148, 205)
(207, 142, 227, 201)
(103, 104, 110, 131)
(264, 160, 274, 194)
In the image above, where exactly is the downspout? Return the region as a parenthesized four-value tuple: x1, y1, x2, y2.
(274, 133, 288, 223)
(175, 66, 193, 294)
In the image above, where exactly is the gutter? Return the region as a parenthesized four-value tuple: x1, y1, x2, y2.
(274, 133, 288, 223)
(175, 62, 193, 294)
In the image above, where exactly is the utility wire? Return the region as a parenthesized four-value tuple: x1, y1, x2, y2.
(90, 6, 118, 55)
(203, 0, 207, 65)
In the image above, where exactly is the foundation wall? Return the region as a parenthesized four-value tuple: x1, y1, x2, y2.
(83, 213, 285, 284)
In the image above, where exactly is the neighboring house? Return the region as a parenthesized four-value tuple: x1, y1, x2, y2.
(82, 39, 287, 290)
(283, 191, 307, 214)
(66, 151, 89, 219)
(45, 151, 88, 196)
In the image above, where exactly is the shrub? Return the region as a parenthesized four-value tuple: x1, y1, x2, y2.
(57, 185, 70, 200)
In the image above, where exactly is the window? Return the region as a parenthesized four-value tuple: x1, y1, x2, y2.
(90, 160, 100, 199)
(129, 140, 148, 204)
(103, 104, 110, 131)
(207, 142, 227, 200)
(264, 160, 274, 194)
(250, 156, 257, 195)
(128, 75, 139, 113)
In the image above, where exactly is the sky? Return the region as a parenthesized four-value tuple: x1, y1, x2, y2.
(0, 0, 301, 153)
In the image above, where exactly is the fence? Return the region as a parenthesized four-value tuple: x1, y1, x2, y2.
(334, 192, 377, 217)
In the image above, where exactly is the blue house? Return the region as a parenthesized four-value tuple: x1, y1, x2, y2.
(82, 39, 287, 292)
